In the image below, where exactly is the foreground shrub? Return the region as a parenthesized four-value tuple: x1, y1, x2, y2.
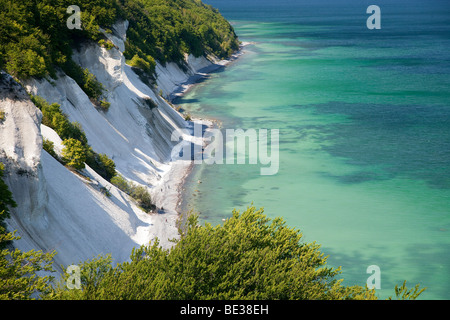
(44, 206, 427, 300)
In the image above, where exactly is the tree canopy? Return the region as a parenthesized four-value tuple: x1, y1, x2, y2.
(47, 206, 380, 300)
(122, 0, 240, 67)
(0, 0, 239, 81)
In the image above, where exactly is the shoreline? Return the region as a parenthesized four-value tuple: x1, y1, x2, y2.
(168, 42, 249, 103)
(159, 43, 249, 236)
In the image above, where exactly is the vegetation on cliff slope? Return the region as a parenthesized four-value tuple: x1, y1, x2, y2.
(0, 0, 239, 82)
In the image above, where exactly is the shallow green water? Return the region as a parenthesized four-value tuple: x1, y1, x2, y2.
(178, 0, 450, 299)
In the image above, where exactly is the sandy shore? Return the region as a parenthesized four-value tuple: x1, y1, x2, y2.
(153, 44, 249, 245)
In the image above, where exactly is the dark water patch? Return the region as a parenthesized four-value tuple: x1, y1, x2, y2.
(357, 56, 450, 75)
(279, 137, 305, 145)
(321, 245, 397, 290)
(323, 242, 450, 299)
(175, 98, 200, 104)
(402, 243, 450, 299)
(293, 102, 450, 189)
(321, 171, 392, 185)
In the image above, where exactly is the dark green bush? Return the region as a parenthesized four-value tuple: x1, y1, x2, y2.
(111, 175, 155, 212)
(121, 0, 239, 67)
(130, 185, 154, 211)
(86, 149, 116, 181)
(61, 138, 87, 170)
(1, 0, 238, 81)
(42, 138, 58, 160)
(99, 100, 111, 111)
(82, 68, 104, 101)
(110, 175, 131, 194)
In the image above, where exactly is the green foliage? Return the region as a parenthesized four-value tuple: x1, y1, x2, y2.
(0, 0, 238, 80)
(110, 175, 132, 194)
(47, 254, 113, 300)
(4, 46, 47, 79)
(61, 138, 87, 170)
(98, 99, 111, 111)
(128, 54, 156, 75)
(47, 206, 381, 300)
(60, 60, 105, 103)
(96, 153, 116, 179)
(0, 230, 56, 300)
(0, 0, 121, 79)
(42, 138, 58, 160)
(81, 68, 104, 102)
(0, 0, 56, 79)
(86, 150, 116, 181)
(61, 60, 106, 102)
(0, 110, 5, 122)
(98, 39, 115, 50)
(32, 95, 87, 144)
(111, 175, 154, 212)
(121, 0, 239, 67)
(388, 280, 427, 300)
(130, 185, 154, 211)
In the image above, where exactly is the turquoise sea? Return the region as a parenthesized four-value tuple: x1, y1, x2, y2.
(178, 0, 450, 299)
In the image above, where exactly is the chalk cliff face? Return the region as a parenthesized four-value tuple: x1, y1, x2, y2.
(0, 72, 47, 226)
(0, 20, 215, 271)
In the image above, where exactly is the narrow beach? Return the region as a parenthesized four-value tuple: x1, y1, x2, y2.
(154, 43, 249, 241)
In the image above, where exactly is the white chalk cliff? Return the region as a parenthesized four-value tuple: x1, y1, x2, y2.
(0, 20, 217, 272)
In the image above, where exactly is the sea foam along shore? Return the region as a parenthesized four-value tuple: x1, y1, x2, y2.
(164, 43, 250, 227)
(149, 42, 249, 236)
